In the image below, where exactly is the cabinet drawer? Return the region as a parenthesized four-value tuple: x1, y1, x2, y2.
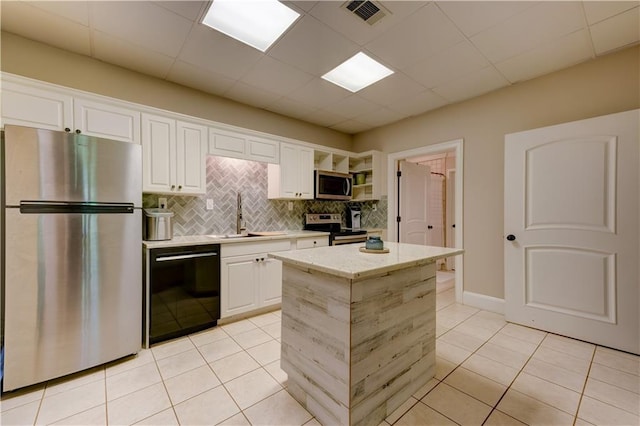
(221, 239, 291, 258)
(296, 237, 329, 250)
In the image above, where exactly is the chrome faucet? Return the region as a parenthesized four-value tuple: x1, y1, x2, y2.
(236, 192, 245, 235)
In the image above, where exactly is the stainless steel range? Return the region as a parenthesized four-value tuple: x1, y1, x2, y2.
(304, 213, 367, 246)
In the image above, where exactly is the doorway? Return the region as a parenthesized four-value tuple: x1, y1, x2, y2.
(387, 139, 464, 302)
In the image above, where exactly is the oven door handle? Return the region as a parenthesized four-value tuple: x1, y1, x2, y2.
(156, 252, 218, 262)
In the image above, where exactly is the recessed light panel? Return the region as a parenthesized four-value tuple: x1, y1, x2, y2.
(201, 0, 300, 52)
(322, 52, 394, 92)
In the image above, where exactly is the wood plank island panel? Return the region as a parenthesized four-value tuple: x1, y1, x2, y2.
(272, 242, 461, 426)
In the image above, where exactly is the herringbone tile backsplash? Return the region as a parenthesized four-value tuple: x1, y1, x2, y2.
(143, 156, 387, 237)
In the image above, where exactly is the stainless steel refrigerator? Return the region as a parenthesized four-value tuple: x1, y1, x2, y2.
(1, 125, 142, 392)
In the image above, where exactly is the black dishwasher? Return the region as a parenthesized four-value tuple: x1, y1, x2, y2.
(147, 244, 220, 345)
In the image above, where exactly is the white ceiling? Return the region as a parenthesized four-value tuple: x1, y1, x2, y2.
(2, 1, 638, 134)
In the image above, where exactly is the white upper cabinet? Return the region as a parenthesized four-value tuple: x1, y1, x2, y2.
(176, 121, 208, 194)
(209, 127, 279, 164)
(268, 142, 314, 199)
(142, 113, 207, 195)
(1, 80, 73, 131)
(349, 151, 387, 201)
(73, 97, 140, 144)
(1, 75, 140, 143)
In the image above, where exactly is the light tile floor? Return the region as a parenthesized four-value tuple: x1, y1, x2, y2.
(2, 286, 639, 426)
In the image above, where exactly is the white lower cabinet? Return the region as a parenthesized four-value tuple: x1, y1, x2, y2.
(220, 241, 288, 318)
(221, 254, 261, 316)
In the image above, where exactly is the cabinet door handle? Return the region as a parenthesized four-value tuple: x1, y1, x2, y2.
(75, 129, 81, 134)
(64, 127, 71, 132)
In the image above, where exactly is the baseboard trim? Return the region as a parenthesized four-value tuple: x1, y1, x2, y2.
(462, 291, 505, 315)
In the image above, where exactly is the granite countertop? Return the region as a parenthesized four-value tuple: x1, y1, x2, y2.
(269, 242, 463, 280)
(143, 230, 329, 249)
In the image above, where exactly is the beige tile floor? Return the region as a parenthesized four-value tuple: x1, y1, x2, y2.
(2, 278, 639, 425)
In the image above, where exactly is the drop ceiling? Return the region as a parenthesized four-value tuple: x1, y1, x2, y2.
(1, 1, 638, 134)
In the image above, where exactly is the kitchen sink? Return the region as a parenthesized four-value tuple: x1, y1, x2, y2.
(205, 231, 287, 239)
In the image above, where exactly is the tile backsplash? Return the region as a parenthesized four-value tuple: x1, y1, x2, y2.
(143, 156, 388, 236)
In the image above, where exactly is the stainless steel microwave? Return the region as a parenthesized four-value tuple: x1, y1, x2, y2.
(315, 170, 352, 200)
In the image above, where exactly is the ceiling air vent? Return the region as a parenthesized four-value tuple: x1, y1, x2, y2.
(342, 0, 390, 25)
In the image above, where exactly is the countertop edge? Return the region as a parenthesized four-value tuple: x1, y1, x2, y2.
(143, 230, 330, 249)
(270, 245, 464, 280)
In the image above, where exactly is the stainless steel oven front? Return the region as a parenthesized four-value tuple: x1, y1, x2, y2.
(330, 232, 368, 246)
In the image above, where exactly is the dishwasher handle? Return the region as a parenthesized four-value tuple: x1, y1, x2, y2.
(155, 252, 218, 262)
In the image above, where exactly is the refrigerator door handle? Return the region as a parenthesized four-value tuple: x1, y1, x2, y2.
(19, 201, 135, 214)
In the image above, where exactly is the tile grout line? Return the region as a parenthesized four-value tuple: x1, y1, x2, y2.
(480, 326, 548, 425)
(405, 311, 508, 426)
(571, 346, 597, 426)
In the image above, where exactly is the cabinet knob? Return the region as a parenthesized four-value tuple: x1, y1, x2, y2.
(64, 127, 71, 132)
(255, 258, 260, 262)
(171, 185, 175, 190)
(178, 185, 182, 190)
(427, 225, 433, 229)
(261, 257, 265, 262)
(75, 129, 81, 134)
(506, 234, 516, 241)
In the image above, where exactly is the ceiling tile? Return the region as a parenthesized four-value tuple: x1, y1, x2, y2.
(224, 82, 283, 109)
(365, 3, 465, 70)
(0, 1, 91, 56)
(583, 1, 639, 25)
(304, 108, 347, 127)
(90, 1, 193, 57)
(436, 1, 536, 37)
(357, 72, 428, 106)
(268, 16, 358, 76)
(496, 30, 594, 83)
(153, 1, 208, 21)
(268, 15, 360, 76)
(471, 2, 586, 63)
(590, 7, 640, 55)
(265, 98, 318, 121)
(307, 1, 427, 46)
(433, 67, 509, 103)
(28, 1, 90, 26)
(330, 119, 371, 134)
(285, 78, 350, 109)
(352, 107, 405, 127)
(283, 1, 318, 13)
(92, 30, 175, 79)
(166, 61, 236, 95)
(404, 41, 489, 89)
(240, 56, 314, 97)
(178, 25, 263, 80)
(322, 95, 383, 120)
(387, 90, 449, 117)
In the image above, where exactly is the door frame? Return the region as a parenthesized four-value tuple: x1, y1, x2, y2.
(387, 139, 464, 303)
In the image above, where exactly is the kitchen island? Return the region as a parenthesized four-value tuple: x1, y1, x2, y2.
(269, 242, 463, 426)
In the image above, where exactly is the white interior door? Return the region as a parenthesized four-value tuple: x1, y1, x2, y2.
(399, 160, 430, 244)
(446, 170, 456, 270)
(429, 174, 444, 247)
(505, 109, 639, 354)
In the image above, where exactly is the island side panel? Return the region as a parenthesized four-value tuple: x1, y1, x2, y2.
(280, 264, 352, 426)
(350, 262, 437, 426)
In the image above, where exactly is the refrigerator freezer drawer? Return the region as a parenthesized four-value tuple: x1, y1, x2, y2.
(2, 209, 142, 392)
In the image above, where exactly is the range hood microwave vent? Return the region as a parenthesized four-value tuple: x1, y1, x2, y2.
(342, 0, 389, 25)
